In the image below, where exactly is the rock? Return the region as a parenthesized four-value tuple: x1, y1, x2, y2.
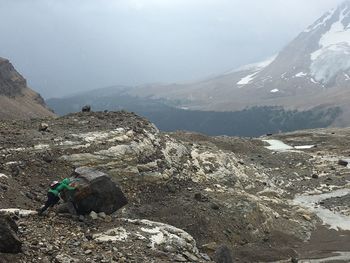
(82, 105, 91, 112)
(166, 183, 176, 193)
(312, 174, 319, 179)
(90, 211, 98, 220)
(55, 253, 79, 263)
(0, 214, 22, 253)
(302, 214, 312, 221)
(213, 245, 233, 263)
(98, 212, 106, 219)
(202, 242, 218, 251)
(338, 159, 348, 166)
(173, 254, 187, 262)
(60, 167, 128, 215)
(104, 215, 112, 223)
(211, 203, 220, 210)
(183, 251, 199, 261)
(39, 123, 49, 132)
(42, 153, 53, 163)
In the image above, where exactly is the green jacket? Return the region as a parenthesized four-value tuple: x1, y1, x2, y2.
(49, 178, 75, 196)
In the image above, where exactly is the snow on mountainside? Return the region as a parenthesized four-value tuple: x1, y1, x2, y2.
(310, 2, 350, 83)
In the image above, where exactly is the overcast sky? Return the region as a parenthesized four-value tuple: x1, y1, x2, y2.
(0, 0, 344, 98)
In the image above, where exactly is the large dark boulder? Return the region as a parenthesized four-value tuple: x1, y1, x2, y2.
(0, 215, 22, 253)
(213, 245, 233, 263)
(61, 167, 128, 215)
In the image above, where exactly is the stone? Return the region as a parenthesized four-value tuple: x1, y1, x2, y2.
(42, 153, 53, 163)
(0, 214, 22, 253)
(211, 203, 220, 210)
(90, 211, 98, 220)
(55, 253, 79, 263)
(98, 212, 106, 219)
(173, 254, 187, 262)
(60, 167, 128, 215)
(39, 123, 49, 132)
(202, 242, 218, 251)
(302, 214, 312, 221)
(213, 245, 233, 263)
(82, 105, 91, 112)
(338, 159, 348, 166)
(104, 215, 112, 223)
(312, 174, 319, 179)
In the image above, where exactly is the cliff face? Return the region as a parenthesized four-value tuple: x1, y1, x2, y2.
(0, 57, 55, 119)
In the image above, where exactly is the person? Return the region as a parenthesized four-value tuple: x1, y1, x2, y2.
(37, 178, 76, 215)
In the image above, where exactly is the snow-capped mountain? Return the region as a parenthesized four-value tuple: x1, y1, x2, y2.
(124, 0, 350, 125)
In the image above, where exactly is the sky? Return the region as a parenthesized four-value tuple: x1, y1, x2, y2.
(0, 0, 345, 98)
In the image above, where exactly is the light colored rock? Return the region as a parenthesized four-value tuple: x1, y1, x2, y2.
(89, 211, 98, 220)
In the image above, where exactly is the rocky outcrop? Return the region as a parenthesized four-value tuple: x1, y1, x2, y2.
(0, 57, 55, 119)
(0, 214, 22, 253)
(1, 112, 350, 261)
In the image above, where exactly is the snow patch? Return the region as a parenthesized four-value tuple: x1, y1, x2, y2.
(294, 145, 315, 150)
(294, 188, 350, 231)
(310, 6, 350, 83)
(227, 55, 276, 74)
(304, 9, 335, 33)
(93, 227, 129, 242)
(295, 72, 307, 78)
(263, 140, 294, 151)
(237, 71, 259, 85)
(0, 208, 37, 217)
(263, 140, 315, 152)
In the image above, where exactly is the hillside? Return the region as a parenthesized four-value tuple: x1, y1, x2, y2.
(0, 57, 55, 120)
(1, 111, 350, 262)
(47, 91, 341, 137)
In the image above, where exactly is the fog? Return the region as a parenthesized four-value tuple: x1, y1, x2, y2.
(0, 0, 344, 98)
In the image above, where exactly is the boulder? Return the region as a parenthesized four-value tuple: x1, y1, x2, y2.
(61, 167, 128, 215)
(213, 245, 233, 263)
(338, 159, 348, 166)
(38, 122, 49, 132)
(81, 105, 91, 112)
(0, 215, 22, 253)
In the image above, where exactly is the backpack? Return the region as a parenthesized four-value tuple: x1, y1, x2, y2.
(50, 181, 60, 190)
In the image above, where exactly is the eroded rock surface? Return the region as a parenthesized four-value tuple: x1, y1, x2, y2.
(0, 111, 350, 262)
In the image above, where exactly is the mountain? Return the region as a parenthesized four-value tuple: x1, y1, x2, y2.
(0, 57, 55, 119)
(47, 1, 350, 136)
(117, 1, 350, 126)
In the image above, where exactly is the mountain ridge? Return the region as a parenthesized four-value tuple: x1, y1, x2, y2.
(0, 57, 56, 120)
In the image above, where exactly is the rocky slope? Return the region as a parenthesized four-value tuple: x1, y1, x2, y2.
(0, 111, 350, 262)
(0, 57, 55, 120)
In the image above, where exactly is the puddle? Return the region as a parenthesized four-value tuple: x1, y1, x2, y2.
(294, 188, 350, 230)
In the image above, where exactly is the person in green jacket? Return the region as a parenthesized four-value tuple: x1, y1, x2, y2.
(38, 178, 76, 215)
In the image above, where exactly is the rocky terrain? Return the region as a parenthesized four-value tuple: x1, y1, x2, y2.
(0, 57, 55, 120)
(0, 111, 350, 262)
